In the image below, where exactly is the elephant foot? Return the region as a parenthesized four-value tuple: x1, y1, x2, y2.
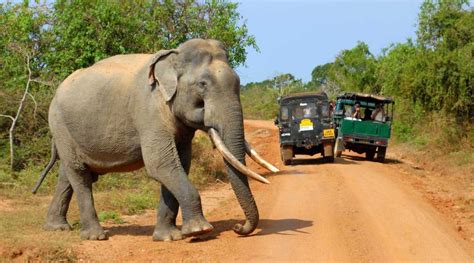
(80, 226, 108, 240)
(44, 218, 72, 231)
(153, 225, 183, 242)
(181, 217, 214, 237)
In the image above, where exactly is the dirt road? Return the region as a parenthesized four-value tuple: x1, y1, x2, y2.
(76, 120, 473, 261)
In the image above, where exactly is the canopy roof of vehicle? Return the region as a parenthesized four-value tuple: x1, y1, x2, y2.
(336, 92, 394, 104)
(279, 92, 328, 104)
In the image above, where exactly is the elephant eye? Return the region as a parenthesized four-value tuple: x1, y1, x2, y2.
(198, 81, 207, 88)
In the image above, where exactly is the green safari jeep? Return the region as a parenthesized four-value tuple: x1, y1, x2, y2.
(333, 92, 394, 162)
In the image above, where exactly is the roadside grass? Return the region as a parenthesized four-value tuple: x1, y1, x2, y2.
(0, 203, 80, 261)
(189, 132, 227, 187)
(390, 120, 474, 241)
(0, 132, 226, 260)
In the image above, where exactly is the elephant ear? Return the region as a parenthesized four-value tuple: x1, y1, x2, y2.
(148, 49, 179, 102)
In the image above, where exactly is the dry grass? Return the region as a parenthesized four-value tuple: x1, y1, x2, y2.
(0, 132, 226, 261)
(0, 199, 80, 261)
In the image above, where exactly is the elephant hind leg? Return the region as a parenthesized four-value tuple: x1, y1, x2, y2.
(153, 185, 182, 241)
(44, 162, 73, 231)
(64, 164, 107, 240)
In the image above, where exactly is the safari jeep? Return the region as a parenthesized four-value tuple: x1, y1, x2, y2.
(275, 92, 335, 165)
(333, 92, 394, 162)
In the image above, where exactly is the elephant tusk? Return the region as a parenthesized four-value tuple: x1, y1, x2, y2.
(208, 128, 270, 184)
(244, 140, 280, 173)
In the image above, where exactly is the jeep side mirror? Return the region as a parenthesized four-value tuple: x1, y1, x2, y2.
(274, 118, 279, 125)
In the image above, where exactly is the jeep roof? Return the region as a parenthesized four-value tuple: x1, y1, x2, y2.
(336, 92, 394, 104)
(279, 92, 329, 104)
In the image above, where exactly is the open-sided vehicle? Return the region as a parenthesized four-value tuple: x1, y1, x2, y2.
(333, 92, 394, 162)
(275, 92, 335, 165)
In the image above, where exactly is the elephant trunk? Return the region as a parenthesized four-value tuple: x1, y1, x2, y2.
(215, 103, 259, 235)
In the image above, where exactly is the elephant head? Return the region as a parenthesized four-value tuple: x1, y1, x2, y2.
(148, 39, 274, 235)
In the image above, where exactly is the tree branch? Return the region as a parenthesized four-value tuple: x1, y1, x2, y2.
(0, 114, 15, 121)
(2, 54, 34, 170)
(31, 78, 54, 87)
(27, 92, 38, 122)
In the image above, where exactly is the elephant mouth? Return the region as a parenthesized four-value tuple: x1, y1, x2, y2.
(208, 128, 278, 184)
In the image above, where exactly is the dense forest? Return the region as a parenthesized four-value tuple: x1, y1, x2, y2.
(241, 0, 472, 154)
(0, 0, 257, 172)
(1, 0, 472, 177)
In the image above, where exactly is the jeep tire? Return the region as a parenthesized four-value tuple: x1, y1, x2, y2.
(281, 145, 294, 165)
(376, 147, 386, 163)
(366, 149, 376, 160)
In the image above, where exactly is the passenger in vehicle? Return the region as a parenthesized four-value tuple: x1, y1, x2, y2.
(351, 102, 361, 119)
(371, 103, 385, 121)
(303, 107, 312, 117)
(293, 107, 304, 119)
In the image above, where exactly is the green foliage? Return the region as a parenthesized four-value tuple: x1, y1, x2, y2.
(0, 0, 257, 175)
(44, 0, 257, 80)
(98, 211, 124, 224)
(240, 0, 472, 154)
(189, 133, 226, 187)
(96, 186, 157, 215)
(310, 63, 332, 88)
(330, 41, 380, 94)
(240, 73, 313, 119)
(413, 0, 473, 116)
(120, 191, 156, 215)
(307, 0, 473, 148)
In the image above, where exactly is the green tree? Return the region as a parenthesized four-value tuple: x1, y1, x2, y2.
(0, 2, 52, 170)
(1, 0, 258, 171)
(240, 73, 305, 119)
(330, 41, 379, 94)
(416, 0, 473, 117)
(309, 62, 332, 88)
(44, 0, 258, 80)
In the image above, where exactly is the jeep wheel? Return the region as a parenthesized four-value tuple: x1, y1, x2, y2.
(334, 138, 343, 157)
(323, 144, 335, 163)
(366, 149, 375, 160)
(376, 147, 386, 163)
(281, 145, 294, 166)
(324, 156, 335, 163)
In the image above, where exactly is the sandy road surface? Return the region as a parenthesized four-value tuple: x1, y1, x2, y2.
(77, 120, 473, 262)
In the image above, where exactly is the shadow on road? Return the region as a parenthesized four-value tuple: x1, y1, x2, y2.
(273, 169, 310, 176)
(255, 218, 313, 236)
(188, 218, 314, 242)
(290, 156, 358, 165)
(104, 218, 313, 241)
(341, 154, 402, 164)
(105, 224, 154, 237)
(290, 158, 327, 166)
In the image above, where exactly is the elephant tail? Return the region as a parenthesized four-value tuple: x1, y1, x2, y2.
(32, 141, 58, 194)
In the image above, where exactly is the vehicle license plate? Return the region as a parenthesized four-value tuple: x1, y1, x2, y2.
(323, 129, 335, 137)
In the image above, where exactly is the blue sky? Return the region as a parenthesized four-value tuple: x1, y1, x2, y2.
(234, 0, 424, 84)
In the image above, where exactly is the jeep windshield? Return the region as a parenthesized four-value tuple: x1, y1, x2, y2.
(281, 101, 329, 121)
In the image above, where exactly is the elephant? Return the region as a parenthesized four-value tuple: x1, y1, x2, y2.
(32, 39, 279, 241)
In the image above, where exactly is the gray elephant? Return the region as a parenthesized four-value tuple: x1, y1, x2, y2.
(32, 39, 278, 241)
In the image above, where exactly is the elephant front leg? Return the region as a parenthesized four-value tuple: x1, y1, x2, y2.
(65, 164, 107, 240)
(143, 137, 213, 240)
(153, 139, 193, 241)
(44, 163, 73, 231)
